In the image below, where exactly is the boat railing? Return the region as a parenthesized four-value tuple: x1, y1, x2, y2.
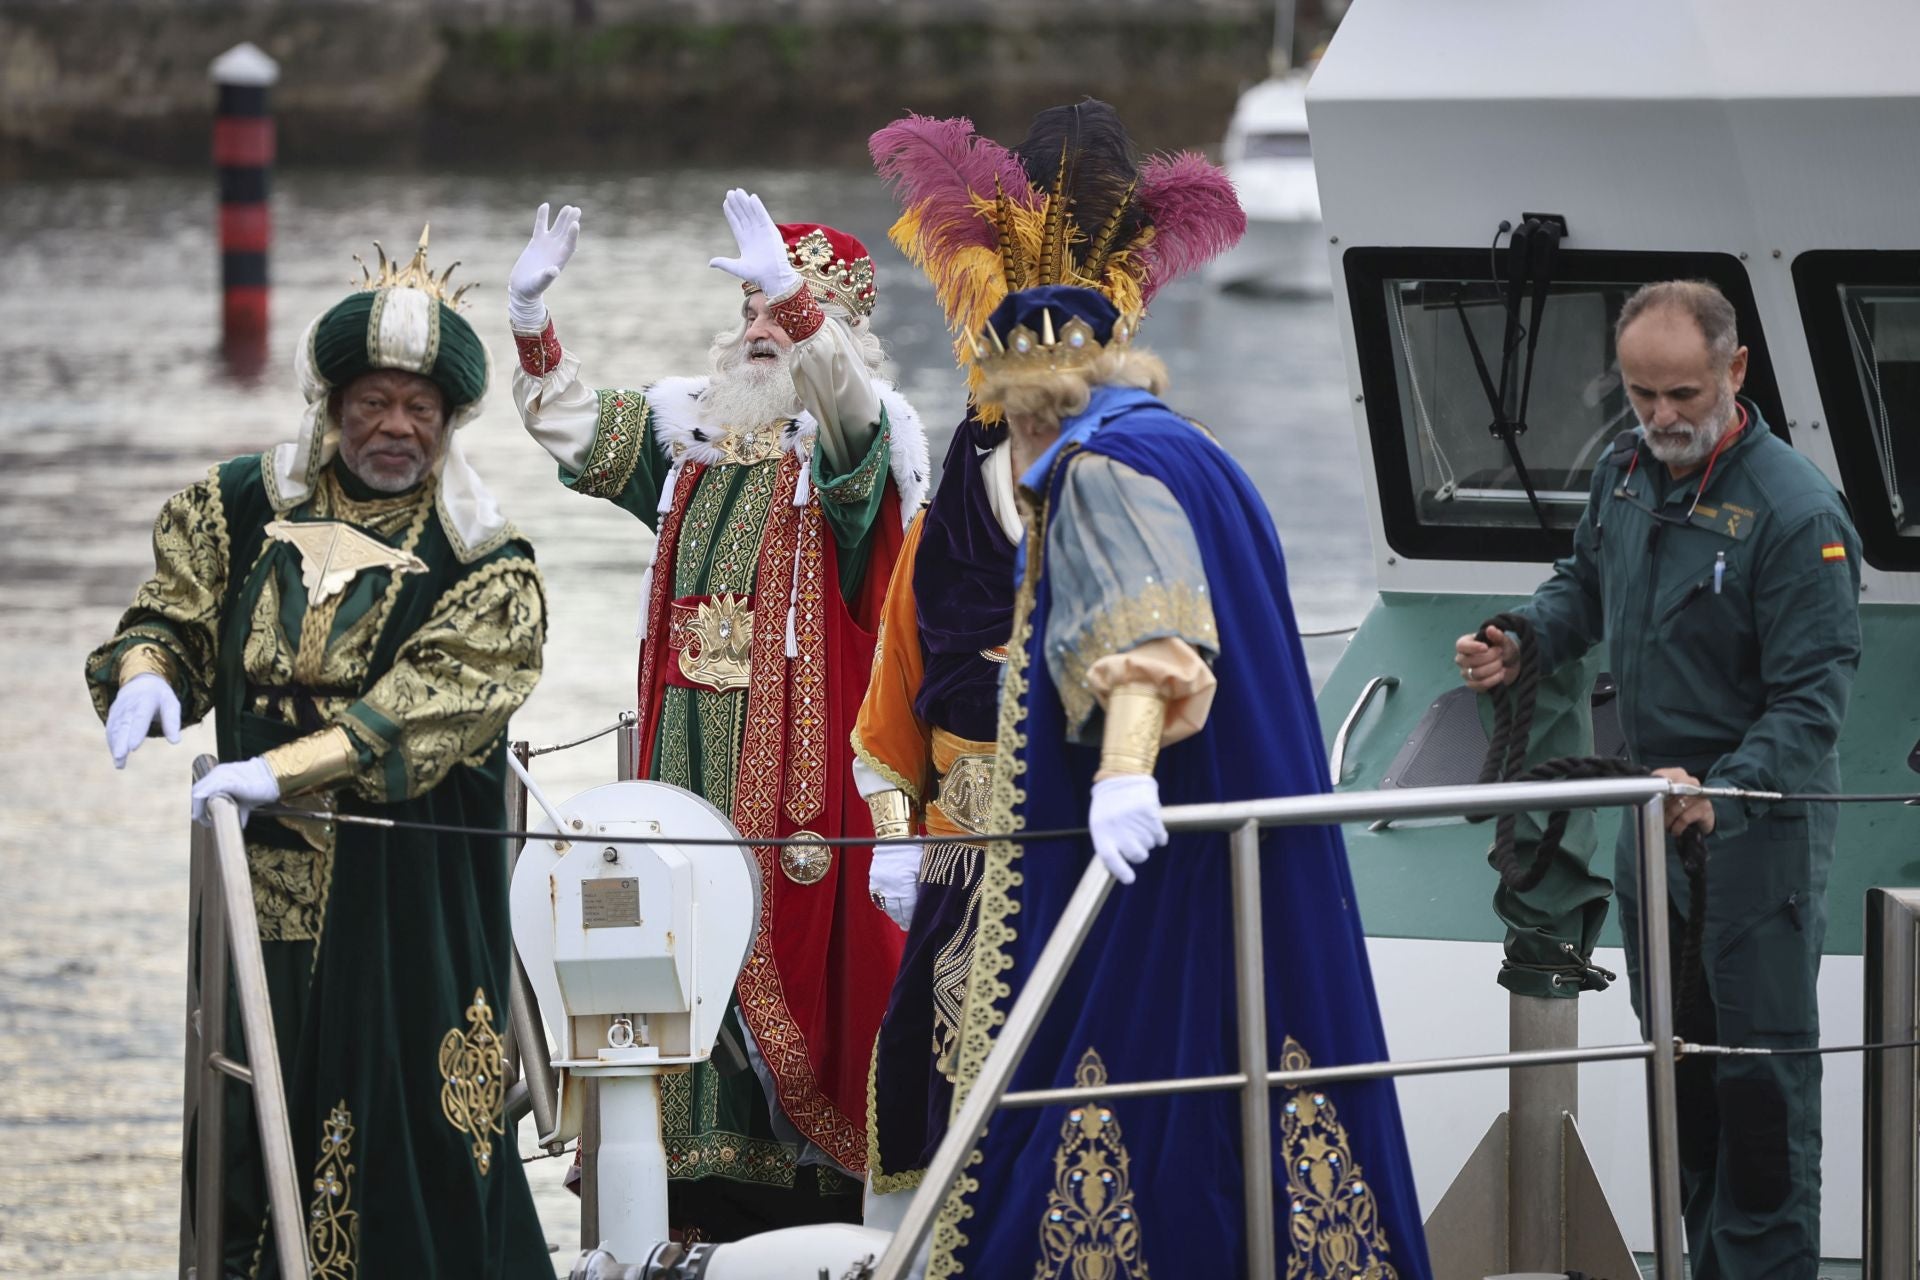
(179, 754, 310, 1280)
(177, 725, 1919, 1279)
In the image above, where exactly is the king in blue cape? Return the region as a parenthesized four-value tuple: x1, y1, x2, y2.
(925, 285, 1432, 1279)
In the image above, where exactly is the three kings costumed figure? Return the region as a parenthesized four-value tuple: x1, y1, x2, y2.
(87, 236, 551, 1277)
(508, 192, 922, 1238)
(853, 101, 1262, 1235)
(918, 281, 1435, 1278)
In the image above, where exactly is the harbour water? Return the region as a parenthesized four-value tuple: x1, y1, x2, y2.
(0, 166, 1370, 1273)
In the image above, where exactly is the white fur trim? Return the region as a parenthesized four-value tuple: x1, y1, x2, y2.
(645, 375, 930, 528)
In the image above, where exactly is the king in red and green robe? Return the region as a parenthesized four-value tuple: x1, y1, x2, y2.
(513, 218, 924, 1238)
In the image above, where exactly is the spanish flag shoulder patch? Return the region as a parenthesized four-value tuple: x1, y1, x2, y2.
(1821, 542, 1847, 562)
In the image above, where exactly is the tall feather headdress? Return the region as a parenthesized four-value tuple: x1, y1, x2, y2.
(870, 100, 1246, 414)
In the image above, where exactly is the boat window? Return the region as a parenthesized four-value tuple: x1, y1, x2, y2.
(1244, 132, 1312, 160)
(1345, 248, 1782, 562)
(1793, 251, 1920, 570)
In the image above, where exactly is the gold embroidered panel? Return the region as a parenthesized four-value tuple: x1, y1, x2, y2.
(247, 838, 335, 943)
(575, 389, 650, 500)
(438, 988, 507, 1176)
(1034, 1048, 1151, 1280)
(1279, 1037, 1398, 1280)
(308, 1101, 360, 1279)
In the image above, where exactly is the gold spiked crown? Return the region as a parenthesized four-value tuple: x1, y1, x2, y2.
(968, 284, 1132, 379)
(353, 226, 475, 310)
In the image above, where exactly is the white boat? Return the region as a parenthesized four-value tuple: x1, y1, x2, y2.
(1211, 70, 1333, 295)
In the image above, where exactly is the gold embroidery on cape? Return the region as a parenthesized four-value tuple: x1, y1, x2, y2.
(1034, 1049, 1150, 1280)
(928, 461, 1070, 1280)
(438, 988, 507, 1176)
(575, 389, 649, 500)
(1052, 582, 1217, 736)
(676, 594, 754, 692)
(247, 837, 336, 942)
(308, 1101, 360, 1279)
(1279, 1037, 1397, 1278)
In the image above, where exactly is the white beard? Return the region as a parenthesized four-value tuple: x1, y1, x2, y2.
(700, 333, 801, 434)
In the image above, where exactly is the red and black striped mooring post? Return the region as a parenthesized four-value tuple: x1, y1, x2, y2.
(210, 43, 279, 373)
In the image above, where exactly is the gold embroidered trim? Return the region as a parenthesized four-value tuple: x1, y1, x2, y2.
(1034, 1048, 1151, 1280)
(695, 688, 743, 814)
(928, 461, 1072, 1280)
(438, 988, 506, 1176)
(263, 725, 359, 796)
(1053, 582, 1217, 737)
(930, 853, 986, 1081)
(575, 389, 650, 499)
(866, 1035, 927, 1196)
(658, 686, 695, 789)
(815, 420, 891, 506)
(1279, 1037, 1399, 1279)
(852, 726, 922, 804)
(702, 456, 782, 594)
(784, 501, 830, 828)
(248, 835, 335, 942)
(308, 1101, 360, 1279)
(673, 462, 741, 596)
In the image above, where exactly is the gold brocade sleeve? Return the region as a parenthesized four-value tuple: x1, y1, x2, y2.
(337, 556, 548, 804)
(85, 468, 230, 726)
(851, 510, 932, 804)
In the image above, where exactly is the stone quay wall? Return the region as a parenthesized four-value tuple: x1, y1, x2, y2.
(1, 0, 1339, 176)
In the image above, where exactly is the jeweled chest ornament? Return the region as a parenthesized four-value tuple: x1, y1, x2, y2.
(265, 519, 428, 604)
(676, 593, 754, 692)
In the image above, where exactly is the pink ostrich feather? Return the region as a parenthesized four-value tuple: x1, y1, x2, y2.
(1135, 151, 1247, 298)
(868, 114, 1036, 251)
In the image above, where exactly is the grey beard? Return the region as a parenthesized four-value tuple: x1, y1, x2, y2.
(1641, 389, 1738, 469)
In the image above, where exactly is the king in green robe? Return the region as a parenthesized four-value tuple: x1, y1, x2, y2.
(87, 238, 551, 1278)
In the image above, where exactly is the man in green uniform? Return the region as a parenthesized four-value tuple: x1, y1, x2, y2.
(508, 192, 923, 1240)
(90, 236, 551, 1277)
(1456, 279, 1861, 1276)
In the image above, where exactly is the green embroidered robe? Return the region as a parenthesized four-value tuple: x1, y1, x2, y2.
(86, 456, 550, 1278)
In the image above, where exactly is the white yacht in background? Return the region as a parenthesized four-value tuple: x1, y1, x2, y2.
(1211, 69, 1332, 295)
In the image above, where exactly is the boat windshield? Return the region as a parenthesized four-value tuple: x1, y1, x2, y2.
(1243, 132, 1312, 160)
(1346, 248, 1778, 561)
(1794, 251, 1920, 569)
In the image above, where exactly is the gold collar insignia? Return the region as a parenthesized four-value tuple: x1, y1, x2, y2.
(265, 519, 429, 604)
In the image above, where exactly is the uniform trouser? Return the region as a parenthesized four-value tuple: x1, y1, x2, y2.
(1613, 807, 1830, 1280)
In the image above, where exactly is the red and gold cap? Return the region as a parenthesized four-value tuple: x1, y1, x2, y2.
(768, 223, 877, 318)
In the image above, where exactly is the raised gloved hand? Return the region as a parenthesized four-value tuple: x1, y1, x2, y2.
(106, 672, 182, 769)
(868, 843, 921, 931)
(508, 202, 581, 333)
(708, 189, 801, 301)
(190, 758, 281, 828)
(1088, 774, 1167, 885)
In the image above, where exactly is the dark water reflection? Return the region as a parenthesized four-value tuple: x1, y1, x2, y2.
(0, 168, 1369, 1272)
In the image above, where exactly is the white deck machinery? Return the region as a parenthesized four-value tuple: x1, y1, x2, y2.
(509, 777, 890, 1279)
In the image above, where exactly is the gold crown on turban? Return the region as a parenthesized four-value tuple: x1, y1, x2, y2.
(352, 226, 475, 310)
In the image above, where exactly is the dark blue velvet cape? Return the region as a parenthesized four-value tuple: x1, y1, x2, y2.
(939, 398, 1432, 1279)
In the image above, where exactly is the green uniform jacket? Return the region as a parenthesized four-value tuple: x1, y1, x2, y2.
(1520, 403, 1862, 839)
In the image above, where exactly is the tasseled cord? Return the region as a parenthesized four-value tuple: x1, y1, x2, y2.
(784, 463, 811, 658)
(636, 460, 686, 640)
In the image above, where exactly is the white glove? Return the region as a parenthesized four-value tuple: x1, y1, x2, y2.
(508, 202, 581, 333)
(106, 672, 182, 769)
(190, 758, 281, 828)
(1088, 775, 1167, 885)
(868, 843, 921, 932)
(708, 189, 801, 300)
